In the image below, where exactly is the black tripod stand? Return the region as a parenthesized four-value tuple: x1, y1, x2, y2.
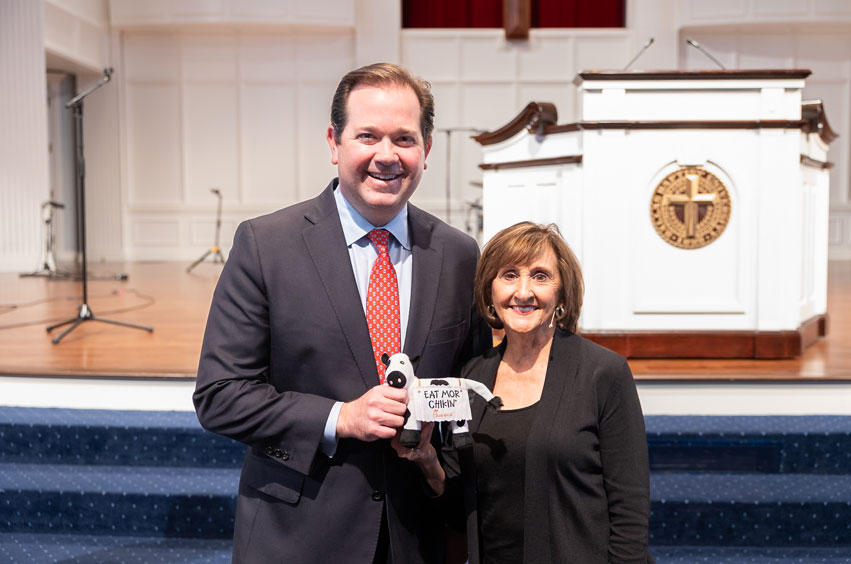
(186, 188, 226, 273)
(21, 200, 71, 279)
(47, 68, 153, 344)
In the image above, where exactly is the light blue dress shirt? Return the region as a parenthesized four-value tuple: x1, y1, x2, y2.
(321, 186, 413, 455)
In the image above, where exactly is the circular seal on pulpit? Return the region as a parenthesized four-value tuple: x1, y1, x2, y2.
(650, 166, 732, 249)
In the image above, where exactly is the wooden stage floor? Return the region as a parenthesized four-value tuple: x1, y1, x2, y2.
(1, 260, 849, 381)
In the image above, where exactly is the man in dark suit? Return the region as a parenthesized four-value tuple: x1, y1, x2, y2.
(194, 63, 490, 564)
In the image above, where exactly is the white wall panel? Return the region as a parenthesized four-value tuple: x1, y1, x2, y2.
(241, 84, 297, 203)
(190, 218, 238, 246)
(829, 217, 843, 245)
(296, 33, 356, 82)
(126, 84, 183, 205)
(753, 0, 808, 17)
(460, 84, 517, 130)
(517, 36, 572, 81)
(429, 82, 461, 127)
(680, 0, 851, 25)
(183, 83, 239, 203)
(460, 36, 515, 81)
(573, 35, 631, 71)
(123, 34, 180, 81)
(182, 35, 238, 81)
(82, 67, 125, 261)
(815, 0, 851, 15)
(0, 0, 50, 271)
(686, 0, 748, 19)
(131, 219, 180, 245)
(402, 33, 460, 81)
(737, 35, 794, 68)
(296, 83, 341, 201)
(239, 36, 295, 81)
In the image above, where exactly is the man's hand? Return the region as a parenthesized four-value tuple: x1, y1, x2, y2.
(336, 385, 409, 441)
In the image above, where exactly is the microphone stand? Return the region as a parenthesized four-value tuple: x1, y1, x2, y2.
(435, 128, 485, 226)
(685, 38, 726, 70)
(186, 188, 226, 273)
(46, 68, 153, 344)
(20, 200, 71, 279)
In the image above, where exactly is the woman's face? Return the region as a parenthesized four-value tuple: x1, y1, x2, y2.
(490, 246, 562, 339)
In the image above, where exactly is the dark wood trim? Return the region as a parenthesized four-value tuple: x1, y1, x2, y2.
(581, 314, 827, 359)
(479, 155, 582, 171)
(819, 313, 829, 337)
(802, 100, 839, 145)
(800, 155, 834, 170)
(503, 0, 530, 40)
(545, 120, 807, 134)
(574, 69, 812, 84)
(799, 314, 826, 351)
(472, 101, 558, 146)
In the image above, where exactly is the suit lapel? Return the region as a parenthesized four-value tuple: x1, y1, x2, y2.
(403, 206, 442, 362)
(302, 182, 377, 390)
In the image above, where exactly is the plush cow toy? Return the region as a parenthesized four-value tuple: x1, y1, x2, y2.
(382, 352, 503, 449)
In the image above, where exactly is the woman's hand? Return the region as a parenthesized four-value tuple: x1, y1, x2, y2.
(391, 421, 446, 495)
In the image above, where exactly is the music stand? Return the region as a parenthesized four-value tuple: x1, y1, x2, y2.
(186, 188, 226, 273)
(20, 200, 71, 279)
(47, 68, 153, 344)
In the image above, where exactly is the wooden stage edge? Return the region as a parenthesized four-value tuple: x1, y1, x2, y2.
(1, 261, 850, 382)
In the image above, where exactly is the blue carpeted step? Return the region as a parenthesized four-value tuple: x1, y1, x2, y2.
(645, 416, 851, 474)
(650, 472, 851, 546)
(0, 532, 231, 564)
(0, 407, 244, 468)
(650, 545, 851, 563)
(0, 463, 239, 538)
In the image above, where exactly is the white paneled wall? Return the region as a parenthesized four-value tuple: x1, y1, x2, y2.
(0, 1, 50, 272)
(120, 31, 350, 260)
(402, 28, 632, 233)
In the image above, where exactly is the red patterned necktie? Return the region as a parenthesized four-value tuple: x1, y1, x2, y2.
(366, 229, 401, 384)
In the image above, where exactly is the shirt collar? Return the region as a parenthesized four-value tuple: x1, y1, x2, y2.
(334, 184, 410, 250)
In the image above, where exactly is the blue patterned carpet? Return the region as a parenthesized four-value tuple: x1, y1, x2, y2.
(1, 408, 850, 563)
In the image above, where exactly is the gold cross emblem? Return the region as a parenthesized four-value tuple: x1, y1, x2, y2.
(650, 167, 732, 249)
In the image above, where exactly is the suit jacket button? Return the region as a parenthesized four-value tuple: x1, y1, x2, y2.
(274, 449, 283, 458)
(371, 490, 384, 501)
(265, 446, 273, 455)
(281, 451, 290, 461)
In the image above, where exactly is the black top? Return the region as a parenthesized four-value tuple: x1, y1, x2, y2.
(474, 402, 540, 564)
(443, 330, 654, 564)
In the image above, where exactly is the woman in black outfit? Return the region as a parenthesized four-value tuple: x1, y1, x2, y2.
(402, 222, 654, 564)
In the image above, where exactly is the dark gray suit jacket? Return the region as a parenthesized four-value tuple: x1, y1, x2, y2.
(444, 330, 654, 564)
(194, 180, 491, 564)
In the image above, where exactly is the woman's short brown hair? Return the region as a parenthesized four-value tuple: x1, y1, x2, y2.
(330, 63, 435, 143)
(475, 222, 584, 332)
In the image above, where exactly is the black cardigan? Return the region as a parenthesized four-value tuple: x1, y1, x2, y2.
(443, 330, 655, 564)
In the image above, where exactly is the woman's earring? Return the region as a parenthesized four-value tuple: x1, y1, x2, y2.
(555, 305, 565, 319)
(487, 304, 496, 317)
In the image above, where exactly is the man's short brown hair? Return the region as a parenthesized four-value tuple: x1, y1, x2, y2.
(475, 222, 584, 333)
(330, 63, 435, 143)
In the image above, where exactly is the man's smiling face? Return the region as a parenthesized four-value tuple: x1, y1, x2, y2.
(327, 84, 432, 227)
